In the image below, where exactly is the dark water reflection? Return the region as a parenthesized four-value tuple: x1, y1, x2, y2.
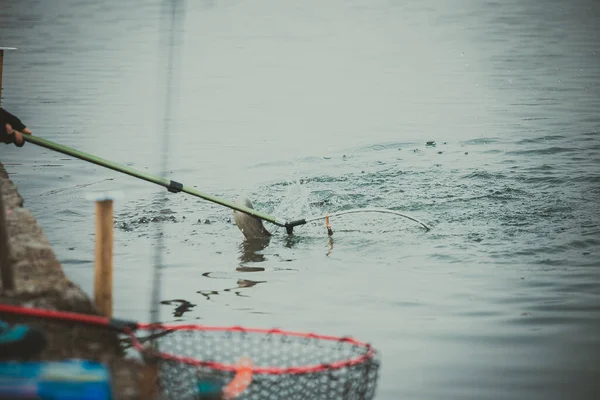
(160, 299, 196, 318)
(197, 279, 267, 302)
(238, 237, 270, 264)
(1, 0, 600, 399)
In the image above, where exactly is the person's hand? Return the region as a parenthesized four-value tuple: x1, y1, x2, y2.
(1, 108, 32, 147)
(4, 123, 32, 147)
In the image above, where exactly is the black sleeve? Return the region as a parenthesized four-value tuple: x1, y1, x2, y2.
(0, 107, 27, 145)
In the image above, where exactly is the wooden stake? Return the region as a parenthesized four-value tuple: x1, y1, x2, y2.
(139, 355, 159, 400)
(0, 193, 15, 291)
(94, 198, 113, 318)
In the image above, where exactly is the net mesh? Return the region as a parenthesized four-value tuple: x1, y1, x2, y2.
(136, 327, 380, 400)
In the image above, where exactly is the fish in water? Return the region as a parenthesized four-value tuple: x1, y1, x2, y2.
(233, 196, 271, 239)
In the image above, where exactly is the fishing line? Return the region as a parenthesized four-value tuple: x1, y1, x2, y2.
(149, 0, 185, 353)
(304, 208, 430, 232)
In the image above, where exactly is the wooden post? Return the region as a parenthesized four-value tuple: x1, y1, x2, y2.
(140, 353, 159, 400)
(0, 47, 17, 107)
(94, 197, 113, 318)
(0, 193, 15, 291)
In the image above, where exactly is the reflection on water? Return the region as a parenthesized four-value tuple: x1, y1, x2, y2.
(326, 236, 334, 257)
(283, 235, 302, 249)
(236, 266, 265, 272)
(238, 237, 270, 264)
(160, 299, 196, 318)
(197, 279, 266, 301)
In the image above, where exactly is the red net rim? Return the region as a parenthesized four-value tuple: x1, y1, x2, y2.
(129, 323, 377, 375)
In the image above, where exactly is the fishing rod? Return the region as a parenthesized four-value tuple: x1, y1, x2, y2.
(23, 134, 290, 228)
(22, 134, 430, 234)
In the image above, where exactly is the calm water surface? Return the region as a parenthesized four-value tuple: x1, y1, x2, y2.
(1, 0, 599, 399)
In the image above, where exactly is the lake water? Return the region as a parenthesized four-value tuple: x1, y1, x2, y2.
(1, 0, 599, 399)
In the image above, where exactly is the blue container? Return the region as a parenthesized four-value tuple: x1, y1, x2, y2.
(0, 359, 112, 399)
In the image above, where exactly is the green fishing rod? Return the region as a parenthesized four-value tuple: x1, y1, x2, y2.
(22, 134, 308, 233)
